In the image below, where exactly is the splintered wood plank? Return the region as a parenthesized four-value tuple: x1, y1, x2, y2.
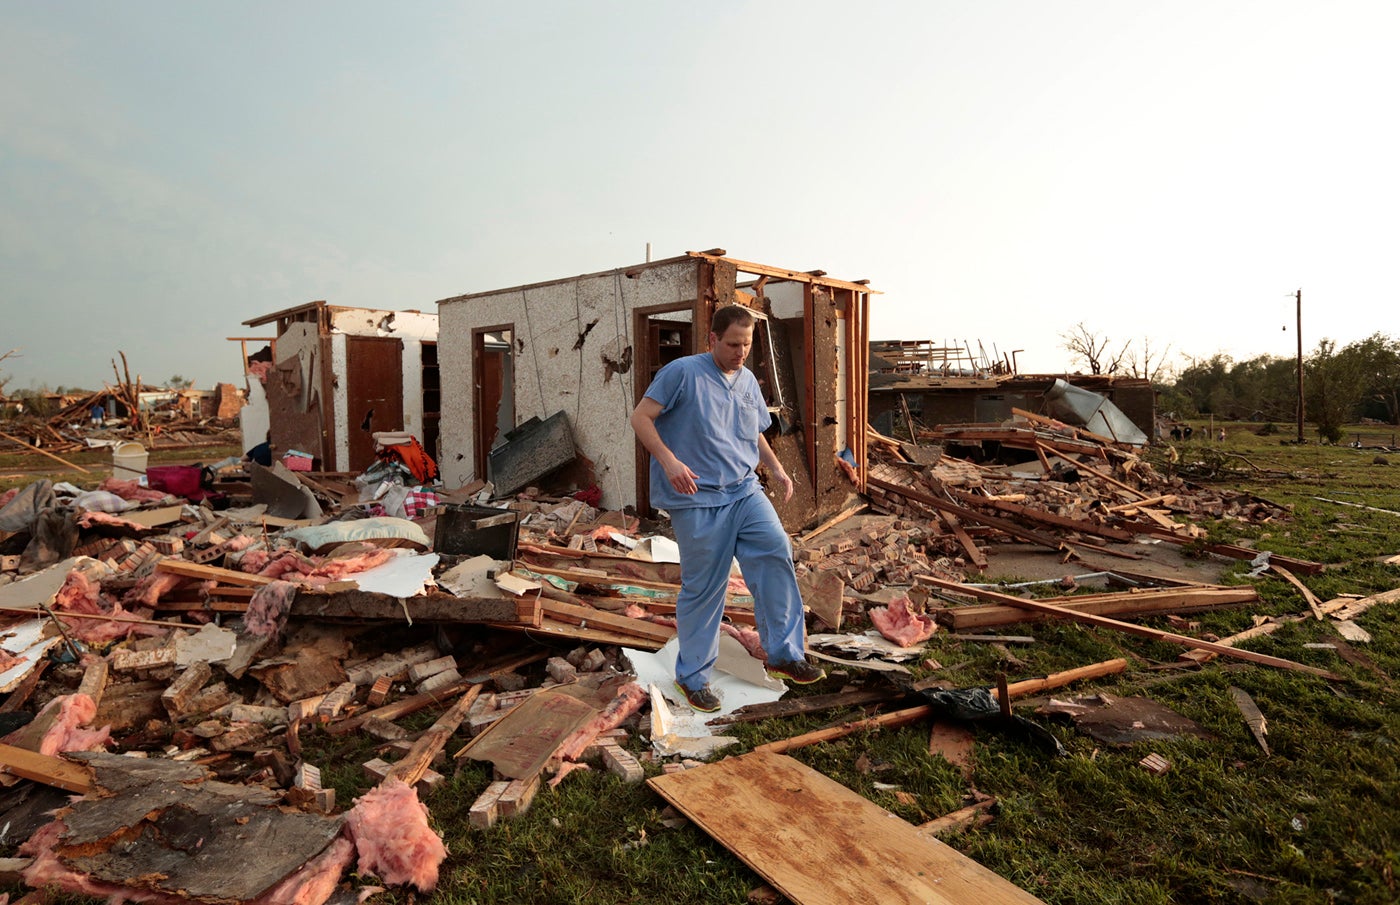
(0, 744, 92, 793)
(648, 750, 1046, 905)
(457, 690, 598, 780)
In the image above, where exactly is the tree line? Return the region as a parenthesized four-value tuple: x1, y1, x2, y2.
(1157, 333, 1400, 442)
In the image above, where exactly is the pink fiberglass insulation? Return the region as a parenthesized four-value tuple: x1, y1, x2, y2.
(720, 622, 765, 660)
(308, 548, 395, 581)
(245, 580, 299, 638)
(75, 511, 150, 531)
(98, 478, 170, 503)
(222, 534, 257, 553)
(54, 568, 105, 616)
(254, 551, 318, 581)
(869, 594, 937, 647)
(239, 548, 271, 573)
(13, 693, 111, 756)
(555, 682, 648, 762)
(52, 569, 163, 644)
(124, 571, 187, 607)
(343, 778, 447, 893)
(249, 836, 356, 905)
(548, 761, 592, 788)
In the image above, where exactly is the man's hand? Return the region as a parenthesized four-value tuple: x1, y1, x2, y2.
(665, 458, 701, 495)
(775, 469, 794, 502)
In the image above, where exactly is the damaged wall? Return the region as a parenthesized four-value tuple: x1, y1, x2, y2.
(438, 258, 698, 505)
(241, 304, 439, 473)
(437, 252, 871, 530)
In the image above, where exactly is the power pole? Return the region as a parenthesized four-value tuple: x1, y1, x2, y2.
(1295, 289, 1304, 443)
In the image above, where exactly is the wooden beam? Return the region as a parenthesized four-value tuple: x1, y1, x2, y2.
(917, 575, 1341, 680)
(0, 744, 91, 793)
(0, 430, 90, 474)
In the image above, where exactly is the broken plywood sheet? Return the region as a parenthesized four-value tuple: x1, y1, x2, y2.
(648, 749, 1047, 905)
(461, 689, 598, 780)
(58, 753, 343, 903)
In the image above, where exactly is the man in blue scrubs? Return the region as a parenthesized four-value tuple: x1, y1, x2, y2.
(630, 305, 825, 712)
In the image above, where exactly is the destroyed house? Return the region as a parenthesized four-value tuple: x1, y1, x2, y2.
(868, 340, 1156, 442)
(240, 302, 440, 473)
(437, 250, 874, 529)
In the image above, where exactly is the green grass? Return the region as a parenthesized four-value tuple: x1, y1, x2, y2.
(4, 425, 1400, 904)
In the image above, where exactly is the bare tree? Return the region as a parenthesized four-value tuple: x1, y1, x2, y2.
(1124, 336, 1174, 382)
(0, 349, 18, 396)
(1060, 323, 1114, 374)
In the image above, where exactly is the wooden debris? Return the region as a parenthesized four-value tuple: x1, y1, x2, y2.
(1229, 686, 1270, 756)
(1139, 753, 1172, 775)
(918, 575, 1342, 680)
(649, 750, 1047, 904)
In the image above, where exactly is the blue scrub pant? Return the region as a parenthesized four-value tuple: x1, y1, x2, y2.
(669, 491, 807, 690)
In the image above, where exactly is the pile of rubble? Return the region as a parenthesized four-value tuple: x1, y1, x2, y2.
(0, 412, 1370, 905)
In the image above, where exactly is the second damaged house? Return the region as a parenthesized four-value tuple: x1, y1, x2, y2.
(436, 249, 875, 529)
(239, 302, 441, 474)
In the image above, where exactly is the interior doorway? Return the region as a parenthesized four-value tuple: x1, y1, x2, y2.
(472, 325, 515, 482)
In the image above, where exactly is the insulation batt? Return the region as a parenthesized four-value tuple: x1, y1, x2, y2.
(245, 580, 299, 638)
(222, 534, 257, 553)
(75, 511, 149, 531)
(249, 836, 356, 905)
(98, 478, 169, 503)
(555, 682, 648, 762)
(124, 571, 186, 607)
(629, 608, 765, 661)
(344, 778, 447, 893)
(54, 568, 163, 643)
(17, 693, 111, 756)
(869, 594, 937, 647)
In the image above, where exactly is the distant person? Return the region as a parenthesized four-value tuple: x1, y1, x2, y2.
(1218, 428, 1226, 442)
(90, 403, 104, 427)
(1183, 426, 1194, 441)
(1170, 427, 1182, 442)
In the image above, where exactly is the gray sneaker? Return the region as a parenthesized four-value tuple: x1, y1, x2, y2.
(674, 680, 722, 713)
(766, 659, 826, 685)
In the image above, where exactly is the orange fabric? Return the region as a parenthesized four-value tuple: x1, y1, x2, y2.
(377, 437, 439, 484)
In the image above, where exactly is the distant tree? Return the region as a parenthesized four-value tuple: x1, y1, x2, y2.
(1305, 338, 1368, 442)
(1343, 332, 1400, 424)
(1060, 323, 1124, 375)
(1122, 337, 1174, 383)
(168, 375, 194, 389)
(0, 348, 17, 397)
(13, 387, 52, 417)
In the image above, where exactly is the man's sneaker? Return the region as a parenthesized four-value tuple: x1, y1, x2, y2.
(766, 659, 826, 685)
(674, 680, 722, 713)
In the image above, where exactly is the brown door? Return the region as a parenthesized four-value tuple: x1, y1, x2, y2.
(633, 311, 694, 516)
(345, 336, 404, 473)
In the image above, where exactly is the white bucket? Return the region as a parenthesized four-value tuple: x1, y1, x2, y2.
(112, 441, 148, 479)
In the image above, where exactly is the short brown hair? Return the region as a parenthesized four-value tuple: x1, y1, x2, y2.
(711, 305, 755, 336)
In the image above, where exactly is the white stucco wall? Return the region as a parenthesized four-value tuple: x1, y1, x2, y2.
(238, 376, 269, 453)
(438, 259, 698, 503)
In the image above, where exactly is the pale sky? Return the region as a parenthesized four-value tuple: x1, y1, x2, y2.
(3, 1, 1396, 392)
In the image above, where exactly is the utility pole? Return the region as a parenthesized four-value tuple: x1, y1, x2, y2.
(1295, 289, 1304, 443)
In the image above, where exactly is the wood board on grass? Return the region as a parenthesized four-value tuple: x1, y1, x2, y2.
(648, 749, 1046, 905)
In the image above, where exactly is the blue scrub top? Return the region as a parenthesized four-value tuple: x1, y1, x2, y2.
(644, 353, 772, 511)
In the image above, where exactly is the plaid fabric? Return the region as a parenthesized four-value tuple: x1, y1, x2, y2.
(403, 490, 441, 520)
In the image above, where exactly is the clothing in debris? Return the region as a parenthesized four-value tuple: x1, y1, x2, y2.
(245, 440, 273, 467)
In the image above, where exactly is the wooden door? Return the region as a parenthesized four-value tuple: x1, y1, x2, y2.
(345, 336, 404, 473)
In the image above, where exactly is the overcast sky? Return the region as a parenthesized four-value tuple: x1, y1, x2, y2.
(3, 1, 1396, 392)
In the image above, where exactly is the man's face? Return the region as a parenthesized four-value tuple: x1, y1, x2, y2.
(710, 323, 754, 374)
